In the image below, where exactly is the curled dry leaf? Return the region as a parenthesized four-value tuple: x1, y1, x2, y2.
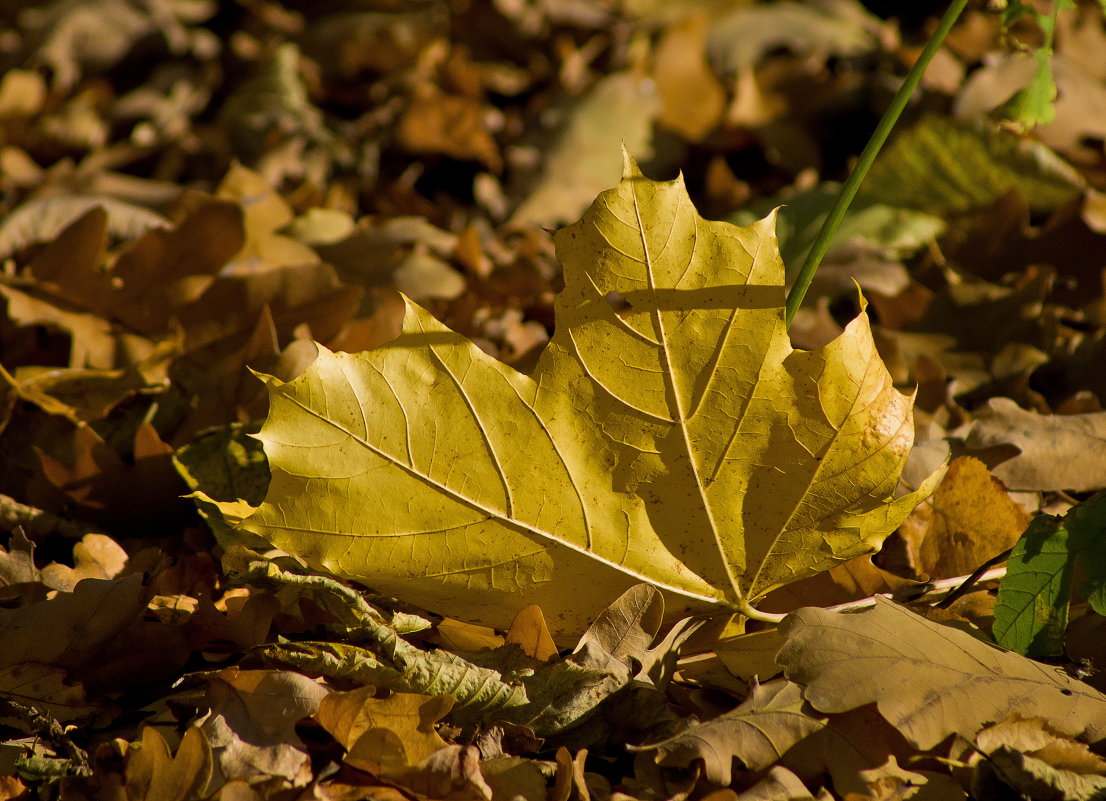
(227, 155, 939, 637)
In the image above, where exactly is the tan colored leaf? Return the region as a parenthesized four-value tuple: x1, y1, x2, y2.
(197, 668, 328, 789)
(777, 598, 1106, 750)
(965, 397, 1106, 492)
(713, 627, 787, 683)
(635, 679, 826, 785)
(0, 528, 39, 587)
(782, 706, 965, 801)
(232, 157, 937, 637)
(974, 717, 1106, 775)
(216, 164, 320, 269)
(40, 532, 128, 592)
(511, 75, 660, 227)
(978, 746, 1106, 801)
(734, 765, 814, 800)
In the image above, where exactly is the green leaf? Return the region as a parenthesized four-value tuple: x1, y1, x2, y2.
(994, 491, 1106, 657)
(992, 514, 1070, 658)
(224, 154, 939, 637)
(857, 115, 1083, 216)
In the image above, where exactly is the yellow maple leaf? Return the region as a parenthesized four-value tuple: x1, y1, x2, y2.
(229, 154, 940, 636)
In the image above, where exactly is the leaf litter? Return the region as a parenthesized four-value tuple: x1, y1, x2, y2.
(3, 0, 1106, 799)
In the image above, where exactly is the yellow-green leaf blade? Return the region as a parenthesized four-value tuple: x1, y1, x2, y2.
(547, 156, 934, 605)
(240, 300, 722, 635)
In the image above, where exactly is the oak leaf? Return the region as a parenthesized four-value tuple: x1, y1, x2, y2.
(230, 156, 938, 636)
(777, 598, 1106, 750)
(634, 679, 826, 785)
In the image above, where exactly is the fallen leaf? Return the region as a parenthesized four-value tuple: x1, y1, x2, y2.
(230, 156, 937, 637)
(397, 85, 503, 173)
(634, 679, 826, 785)
(0, 528, 40, 588)
(510, 75, 659, 227)
(857, 115, 1084, 216)
(653, 13, 726, 142)
(915, 456, 1029, 579)
(123, 726, 212, 801)
(707, 1, 879, 74)
(973, 717, 1106, 776)
(777, 598, 1106, 750)
(197, 668, 328, 790)
(40, 532, 128, 592)
(781, 706, 964, 801)
(505, 605, 559, 662)
(734, 765, 814, 800)
(974, 745, 1106, 801)
(965, 397, 1106, 491)
(315, 687, 453, 773)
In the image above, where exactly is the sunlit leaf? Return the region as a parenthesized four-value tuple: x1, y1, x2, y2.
(229, 155, 937, 636)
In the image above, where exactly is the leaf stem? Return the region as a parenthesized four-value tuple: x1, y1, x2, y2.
(783, 0, 970, 327)
(738, 600, 787, 624)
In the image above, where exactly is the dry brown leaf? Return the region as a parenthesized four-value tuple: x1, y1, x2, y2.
(108, 199, 245, 335)
(653, 12, 726, 142)
(0, 528, 40, 588)
(965, 397, 1106, 492)
(973, 717, 1106, 775)
(915, 456, 1029, 579)
(400, 745, 492, 801)
(397, 85, 503, 173)
(505, 605, 559, 662)
(778, 598, 1106, 750)
(783, 706, 964, 801)
(198, 668, 328, 790)
(315, 687, 453, 773)
(734, 766, 814, 800)
(712, 628, 787, 683)
(123, 726, 213, 801)
(40, 532, 128, 592)
(315, 687, 488, 799)
(637, 679, 826, 785)
(30, 423, 193, 536)
(0, 574, 148, 719)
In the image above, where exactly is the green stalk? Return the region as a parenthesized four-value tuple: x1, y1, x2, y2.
(784, 0, 970, 328)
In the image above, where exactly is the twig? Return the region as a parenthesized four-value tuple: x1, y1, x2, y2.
(936, 548, 1013, 609)
(824, 566, 1008, 614)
